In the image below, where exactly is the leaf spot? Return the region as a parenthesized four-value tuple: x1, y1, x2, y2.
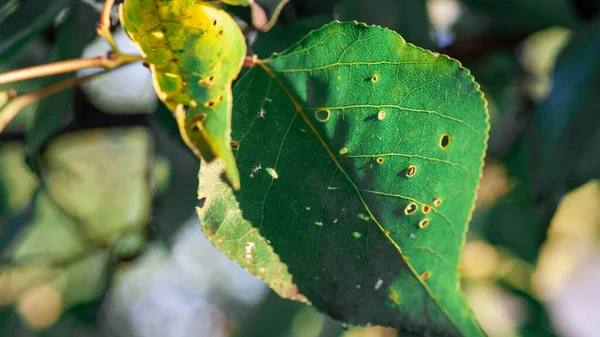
(418, 218, 430, 229)
(420, 271, 431, 280)
(315, 109, 331, 122)
(377, 110, 386, 120)
(432, 197, 442, 207)
(353, 232, 362, 238)
(422, 204, 431, 214)
(376, 157, 385, 164)
(339, 147, 348, 155)
(151, 31, 164, 39)
(266, 167, 279, 179)
(406, 165, 417, 177)
(371, 75, 379, 83)
(404, 202, 418, 215)
(440, 134, 451, 149)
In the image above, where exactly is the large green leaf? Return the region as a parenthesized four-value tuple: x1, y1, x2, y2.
(529, 18, 600, 252)
(198, 22, 489, 336)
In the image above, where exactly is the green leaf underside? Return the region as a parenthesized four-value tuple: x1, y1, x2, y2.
(121, 0, 246, 189)
(199, 22, 488, 336)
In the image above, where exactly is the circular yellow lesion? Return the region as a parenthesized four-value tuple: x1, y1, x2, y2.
(440, 134, 451, 149)
(406, 165, 417, 177)
(404, 202, 418, 215)
(371, 75, 379, 83)
(433, 197, 442, 207)
(315, 109, 331, 122)
(418, 218, 430, 228)
(339, 147, 348, 155)
(377, 110, 385, 120)
(376, 157, 384, 164)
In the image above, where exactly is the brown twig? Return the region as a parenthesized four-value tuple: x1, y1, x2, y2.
(0, 64, 135, 133)
(96, 0, 119, 53)
(0, 54, 141, 86)
(251, 0, 290, 32)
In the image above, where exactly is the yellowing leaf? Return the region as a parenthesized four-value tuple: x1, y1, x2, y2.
(121, 0, 246, 189)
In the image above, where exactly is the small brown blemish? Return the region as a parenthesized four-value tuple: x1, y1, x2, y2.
(189, 113, 207, 125)
(376, 157, 384, 164)
(406, 165, 417, 177)
(230, 141, 240, 150)
(420, 271, 431, 280)
(172, 58, 178, 63)
(205, 100, 215, 108)
(422, 205, 431, 214)
(218, 30, 223, 37)
(212, 20, 217, 26)
(418, 218, 430, 229)
(218, 94, 224, 102)
(404, 202, 418, 215)
(199, 75, 215, 87)
(433, 198, 442, 207)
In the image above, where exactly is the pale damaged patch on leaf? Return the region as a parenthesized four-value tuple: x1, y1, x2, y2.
(197, 160, 307, 303)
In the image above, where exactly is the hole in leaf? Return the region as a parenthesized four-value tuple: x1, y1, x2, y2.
(315, 109, 330, 122)
(404, 202, 418, 215)
(440, 134, 450, 149)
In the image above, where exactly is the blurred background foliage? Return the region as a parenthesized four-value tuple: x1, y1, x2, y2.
(0, 0, 599, 336)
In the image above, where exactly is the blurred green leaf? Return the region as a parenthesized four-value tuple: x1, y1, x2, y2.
(341, 0, 434, 50)
(151, 120, 200, 246)
(530, 17, 600, 252)
(233, 291, 305, 337)
(0, 0, 76, 62)
(0, 142, 38, 219)
(461, 0, 577, 33)
(253, 16, 333, 58)
(25, 1, 98, 174)
(199, 22, 488, 336)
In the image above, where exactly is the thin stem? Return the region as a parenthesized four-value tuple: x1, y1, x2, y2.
(251, 0, 290, 32)
(96, 0, 119, 53)
(0, 54, 141, 86)
(0, 66, 127, 133)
